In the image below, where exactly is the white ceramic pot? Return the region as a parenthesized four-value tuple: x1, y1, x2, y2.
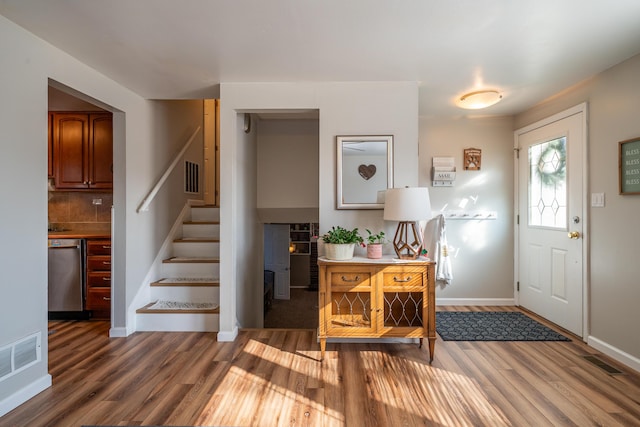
(324, 243, 355, 260)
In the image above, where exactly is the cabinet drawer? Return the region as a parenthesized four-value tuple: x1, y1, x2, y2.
(86, 288, 111, 310)
(87, 240, 111, 255)
(329, 271, 371, 289)
(87, 255, 111, 271)
(87, 271, 111, 287)
(382, 268, 424, 288)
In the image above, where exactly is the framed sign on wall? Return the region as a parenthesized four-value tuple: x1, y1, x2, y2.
(619, 137, 640, 195)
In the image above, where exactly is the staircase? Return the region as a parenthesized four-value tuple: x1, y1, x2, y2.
(136, 205, 220, 332)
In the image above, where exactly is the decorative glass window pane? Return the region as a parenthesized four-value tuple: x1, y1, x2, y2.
(529, 137, 567, 229)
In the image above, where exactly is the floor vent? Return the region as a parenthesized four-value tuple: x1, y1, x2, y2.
(583, 355, 623, 375)
(0, 332, 41, 382)
(184, 161, 200, 194)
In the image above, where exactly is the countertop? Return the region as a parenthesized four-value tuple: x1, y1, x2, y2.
(48, 230, 111, 239)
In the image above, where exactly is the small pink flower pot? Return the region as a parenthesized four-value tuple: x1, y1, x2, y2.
(367, 243, 382, 259)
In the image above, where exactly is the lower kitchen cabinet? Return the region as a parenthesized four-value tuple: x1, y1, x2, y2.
(85, 238, 111, 318)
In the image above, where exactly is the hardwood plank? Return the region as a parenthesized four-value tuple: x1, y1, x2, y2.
(1, 307, 639, 427)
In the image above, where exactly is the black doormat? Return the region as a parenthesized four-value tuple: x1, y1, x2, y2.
(436, 311, 571, 341)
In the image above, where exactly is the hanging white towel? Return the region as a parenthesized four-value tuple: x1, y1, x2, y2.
(421, 214, 453, 286)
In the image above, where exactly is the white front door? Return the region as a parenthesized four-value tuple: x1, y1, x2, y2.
(264, 224, 291, 300)
(515, 105, 586, 337)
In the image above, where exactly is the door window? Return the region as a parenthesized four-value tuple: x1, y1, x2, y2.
(528, 137, 567, 229)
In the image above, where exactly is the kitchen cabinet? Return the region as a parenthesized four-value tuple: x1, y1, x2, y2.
(48, 113, 54, 178)
(318, 257, 435, 362)
(52, 112, 113, 190)
(85, 238, 111, 318)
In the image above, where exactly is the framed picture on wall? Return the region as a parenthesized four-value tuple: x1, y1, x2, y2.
(336, 135, 394, 209)
(619, 137, 640, 195)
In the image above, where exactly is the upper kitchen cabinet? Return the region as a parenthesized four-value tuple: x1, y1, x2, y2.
(52, 112, 113, 190)
(48, 113, 54, 178)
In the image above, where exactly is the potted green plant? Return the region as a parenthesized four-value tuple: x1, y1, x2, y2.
(321, 226, 364, 260)
(365, 229, 385, 259)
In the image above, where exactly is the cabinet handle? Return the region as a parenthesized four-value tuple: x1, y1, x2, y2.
(102, 261, 111, 265)
(340, 275, 360, 282)
(102, 277, 110, 281)
(393, 276, 412, 283)
(102, 246, 111, 249)
(103, 297, 111, 301)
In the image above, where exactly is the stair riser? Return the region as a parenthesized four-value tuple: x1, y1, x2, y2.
(150, 286, 219, 303)
(182, 224, 220, 239)
(162, 263, 219, 278)
(172, 241, 220, 258)
(136, 313, 219, 332)
(191, 207, 220, 222)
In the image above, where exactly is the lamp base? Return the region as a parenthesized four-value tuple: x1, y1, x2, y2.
(392, 221, 423, 260)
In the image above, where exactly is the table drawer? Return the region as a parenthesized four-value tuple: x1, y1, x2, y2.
(330, 271, 371, 288)
(382, 268, 424, 288)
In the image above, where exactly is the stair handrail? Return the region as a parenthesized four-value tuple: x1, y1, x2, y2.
(137, 126, 202, 213)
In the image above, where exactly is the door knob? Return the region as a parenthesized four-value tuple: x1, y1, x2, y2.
(568, 231, 580, 239)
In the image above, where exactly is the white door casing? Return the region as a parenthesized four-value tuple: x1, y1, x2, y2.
(264, 224, 291, 300)
(514, 104, 587, 337)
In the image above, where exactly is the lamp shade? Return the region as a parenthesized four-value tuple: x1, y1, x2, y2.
(383, 187, 432, 221)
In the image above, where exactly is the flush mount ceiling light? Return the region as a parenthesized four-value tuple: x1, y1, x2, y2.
(456, 90, 502, 110)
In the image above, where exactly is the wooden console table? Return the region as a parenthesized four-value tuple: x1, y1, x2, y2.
(318, 257, 436, 362)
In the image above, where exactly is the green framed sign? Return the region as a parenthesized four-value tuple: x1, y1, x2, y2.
(619, 137, 640, 194)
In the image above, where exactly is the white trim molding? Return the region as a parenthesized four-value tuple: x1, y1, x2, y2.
(588, 336, 640, 373)
(0, 374, 51, 417)
(217, 326, 238, 342)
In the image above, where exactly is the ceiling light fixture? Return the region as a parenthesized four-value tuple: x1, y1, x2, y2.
(456, 90, 502, 110)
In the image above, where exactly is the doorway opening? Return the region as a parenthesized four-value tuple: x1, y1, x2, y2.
(254, 110, 320, 329)
(47, 81, 116, 325)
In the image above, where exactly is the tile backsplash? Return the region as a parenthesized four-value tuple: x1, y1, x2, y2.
(48, 191, 112, 231)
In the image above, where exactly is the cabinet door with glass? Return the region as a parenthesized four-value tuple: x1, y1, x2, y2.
(323, 266, 375, 336)
(379, 266, 427, 338)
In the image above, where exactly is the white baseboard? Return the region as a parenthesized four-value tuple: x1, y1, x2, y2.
(0, 374, 51, 417)
(109, 327, 129, 337)
(217, 326, 238, 342)
(436, 298, 515, 306)
(588, 336, 640, 373)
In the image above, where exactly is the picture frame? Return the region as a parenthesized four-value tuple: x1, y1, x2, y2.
(619, 137, 640, 195)
(336, 135, 393, 209)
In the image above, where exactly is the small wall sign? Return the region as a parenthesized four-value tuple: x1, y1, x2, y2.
(619, 137, 640, 195)
(464, 148, 482, 170)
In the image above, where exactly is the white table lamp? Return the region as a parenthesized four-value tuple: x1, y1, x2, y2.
(383, 187, 432, 259)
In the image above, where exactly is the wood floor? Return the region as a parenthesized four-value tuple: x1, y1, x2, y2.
(2, 306, 639, 426)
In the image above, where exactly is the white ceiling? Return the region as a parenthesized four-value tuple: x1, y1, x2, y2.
(3, 0, 640, 117)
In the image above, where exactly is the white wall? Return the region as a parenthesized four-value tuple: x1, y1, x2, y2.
(0, 14, 51, 411)
(234, 114, 261, 328)
(219, 82, 418, 333)
(515, 53, 640, 367)
(257, 118, 319, 210)
(0, 15, 207, 412)
(419, 116, 515, 301)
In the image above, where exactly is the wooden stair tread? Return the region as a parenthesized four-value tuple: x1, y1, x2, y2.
(191, 204, 218, 208)
(183, 221, 220, 225)
(151, 278, 220, 287)
(163, 257, 220, 263)
(173, 238, 220, 243)
(136, 302, 220, 314)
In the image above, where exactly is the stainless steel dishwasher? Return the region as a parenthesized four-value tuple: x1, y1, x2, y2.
(48, 238, 86, 318)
